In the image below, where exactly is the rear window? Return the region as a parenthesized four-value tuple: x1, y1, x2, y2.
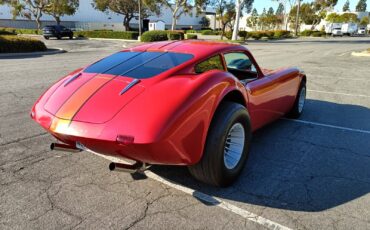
(84, 51, 193, 79)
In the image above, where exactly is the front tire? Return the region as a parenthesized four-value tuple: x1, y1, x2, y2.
(188, 102, 252, 187)
(287, 80, 306, 119)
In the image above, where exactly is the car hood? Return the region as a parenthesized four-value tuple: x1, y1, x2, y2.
(44, 73, 144, 124)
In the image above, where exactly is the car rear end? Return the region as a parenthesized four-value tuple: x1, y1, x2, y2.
(31, 50, 199, 165)
(42, 26, 57, 38)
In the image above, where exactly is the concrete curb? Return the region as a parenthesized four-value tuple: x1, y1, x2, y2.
(87, 37, 140, 42)
(0, 48, 66, 58)
(351, 51, 370, 57)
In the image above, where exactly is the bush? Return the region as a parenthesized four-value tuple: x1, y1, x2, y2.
(201, 30, 214, 35)
(141, 30, 186, 42)
(74, 30, 138, 40)
(0, 35, 47, 53)
(238, 31, 248, 40)
(273, 30, 291, 38)
(311, 31, 326, 37)
(300, 30, 313, 36)
(0, 30, 16, 35)
(225, 31, 233, 40)
(185, 29, 197, 34)
(249, 31, 263, 40)
(186, 34, 198, 39)
(141, 30, 168, 42)
(168, 30, 185, 40)
(0, 27, 42, 35)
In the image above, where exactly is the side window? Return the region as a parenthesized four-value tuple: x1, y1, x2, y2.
(224, 52, 257, 73)
(194, 55, 224, 74)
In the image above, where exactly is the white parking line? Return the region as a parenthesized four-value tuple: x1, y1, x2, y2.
(309, 76, 367, 81)
(284, 118, 370, 134)
(145, 171, 292, 230)
(308, 89, 370, 98)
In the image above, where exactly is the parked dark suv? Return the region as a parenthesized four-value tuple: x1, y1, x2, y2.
(42, 25, 73, 40)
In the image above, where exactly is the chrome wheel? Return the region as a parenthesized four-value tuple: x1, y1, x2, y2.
(298, 86, 306, 113)
(224, 123, 245, 170)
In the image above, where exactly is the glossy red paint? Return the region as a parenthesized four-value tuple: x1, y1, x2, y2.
(31, 40, 305, 165)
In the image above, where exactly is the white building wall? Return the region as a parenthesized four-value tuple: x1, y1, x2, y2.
(0, 1, 205, 30)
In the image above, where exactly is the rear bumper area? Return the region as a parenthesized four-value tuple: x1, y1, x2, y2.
(32, 108, 193, 165)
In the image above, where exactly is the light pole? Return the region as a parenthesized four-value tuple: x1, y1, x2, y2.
(138, 0, 142, 37)
(295, 0, 301, 36)
(232, 0, 241, 41)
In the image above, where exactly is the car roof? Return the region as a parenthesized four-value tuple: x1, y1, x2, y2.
(130, 40, 248, 58)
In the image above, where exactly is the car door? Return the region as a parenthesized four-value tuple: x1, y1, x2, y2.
(223, 51, 283, 131)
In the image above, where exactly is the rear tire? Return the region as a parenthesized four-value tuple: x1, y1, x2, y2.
(57, 35, 61, 40)
(188, 102, 252, 187)
(287, 80, 306, 119)
(44, 36, 49, 40)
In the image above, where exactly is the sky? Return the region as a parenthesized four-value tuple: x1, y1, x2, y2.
(252, 0, 370, 14)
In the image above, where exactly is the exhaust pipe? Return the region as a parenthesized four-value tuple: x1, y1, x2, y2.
(109, 162, 148, 173)
(50, 143, 82, 153)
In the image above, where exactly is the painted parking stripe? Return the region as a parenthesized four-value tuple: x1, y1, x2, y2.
(145, 171, 292, 230)
(83, 148, 291, 229)
(283, 118, 370, 135)
(308, 89, 370, 98)
(309, 76, 367, 81)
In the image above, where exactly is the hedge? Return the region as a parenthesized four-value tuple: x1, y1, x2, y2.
(0, 27, 41, 35)
(248, 30, 291, 40)
(141, 30, 168, 42)
(186, 34, 198, 39)
(0, 35, 47, 53)
(201, 30, 220, 35)
(273, 30, 291, 38)
(300, 30, 313, 36)
(311, 31, 326, 37)
(140, 30, 185, 42)
(74, 30, 139, 40)
(238, 31, 248, 40)
(300, 30, 326, 37)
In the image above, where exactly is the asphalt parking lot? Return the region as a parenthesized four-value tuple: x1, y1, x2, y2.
(1, 36, 370, 229)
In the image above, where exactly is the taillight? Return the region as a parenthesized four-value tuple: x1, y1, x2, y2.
(116, 135, 134, 145)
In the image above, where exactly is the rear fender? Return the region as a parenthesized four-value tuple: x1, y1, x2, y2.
(109, 70, 247, 164)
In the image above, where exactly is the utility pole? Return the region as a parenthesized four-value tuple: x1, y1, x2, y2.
(138, 0, 142, 38)
(295, 0, 300, 36)
(232, 0, 241, 41)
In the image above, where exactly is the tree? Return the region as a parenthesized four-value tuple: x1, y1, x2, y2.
(275, 2, 285, 29)
(8, 0, 50, 30)
(44, 0, 79, 25)
(158, 0, 208, 30)
(289, 3, 322, 30)
(276, 2, 284, 15)
(231, 0, 254, 40)
(359, 16, 369, 26)
(355, 0, 367, 12)
(340, 13, 358, 22)
(342, 0, 350, 12)
(218, 1, 235, 39)
(199, 16, 210, 28)
(326, 12, 358, 23)
(93, 0, 160, 31)
(246, 8, 258, 30)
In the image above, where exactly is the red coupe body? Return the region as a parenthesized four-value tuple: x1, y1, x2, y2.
(31, 40, 305, 166)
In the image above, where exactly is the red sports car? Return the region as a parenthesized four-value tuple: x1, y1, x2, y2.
(31, 40, 306, 186)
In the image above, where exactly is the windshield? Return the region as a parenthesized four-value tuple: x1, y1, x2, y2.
(84, 51, 193, 79)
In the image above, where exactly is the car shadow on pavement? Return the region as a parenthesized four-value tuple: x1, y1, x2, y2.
(150, 99, 370, 212)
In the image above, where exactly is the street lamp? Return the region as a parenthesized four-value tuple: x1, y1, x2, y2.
(138, 0, 142, 37)
(295, 0, 301, 36)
